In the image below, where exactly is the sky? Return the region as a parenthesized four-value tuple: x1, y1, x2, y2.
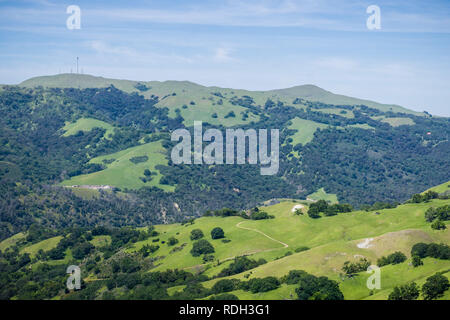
(0, 0, 449, 116)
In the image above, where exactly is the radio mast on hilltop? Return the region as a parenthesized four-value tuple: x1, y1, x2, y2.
(76, 57, 79, 74)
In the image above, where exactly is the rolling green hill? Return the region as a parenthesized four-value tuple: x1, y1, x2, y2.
(19, 74, 424, 122)
(1, 184, 448, 300)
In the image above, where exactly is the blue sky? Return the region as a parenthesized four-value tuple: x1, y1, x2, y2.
(0, 0, 449, 116)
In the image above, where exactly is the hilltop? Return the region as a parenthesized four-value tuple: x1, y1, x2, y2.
(19, 73, 422, 119)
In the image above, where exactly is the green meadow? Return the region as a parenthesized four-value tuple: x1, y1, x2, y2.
(20, 236, 63, 258)
(62, 118, 115, 139)
(307, 187, 338, 203)
(61, 140, 174, 191)
(287, 118, 329, 145)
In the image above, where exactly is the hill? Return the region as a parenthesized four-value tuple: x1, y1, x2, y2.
(0, 185, 448, 300)
(0, 75, 449, 239)
(19, 74, 423, 120)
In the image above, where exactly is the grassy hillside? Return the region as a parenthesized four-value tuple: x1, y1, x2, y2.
(61, 140, 174, 191)
(269, 84, 422, 115)
(287, 118, 329, 145)
(129, 198, 449, 296)
(20, 236, 63, 258)
(307, 187, 338, 203)
(426, 180, 450, 194)
(62, 118, 115, 139)
(20, 74, 423, 119)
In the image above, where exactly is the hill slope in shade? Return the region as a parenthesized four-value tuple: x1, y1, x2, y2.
(19, 73, 423, 116)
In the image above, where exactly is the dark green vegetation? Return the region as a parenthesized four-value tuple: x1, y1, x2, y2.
(388, 282, 420, 300)
(377, 252, 407, 267)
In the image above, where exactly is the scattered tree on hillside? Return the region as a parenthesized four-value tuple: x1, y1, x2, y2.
(388, 282, 420, 300)
(211, 227, 225, 239)
(422, 273, 450, 300)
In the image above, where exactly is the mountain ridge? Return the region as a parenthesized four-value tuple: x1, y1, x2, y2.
(17, 73, 423, 116)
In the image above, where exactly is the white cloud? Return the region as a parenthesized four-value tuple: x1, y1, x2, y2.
(213, 47, 234, 62)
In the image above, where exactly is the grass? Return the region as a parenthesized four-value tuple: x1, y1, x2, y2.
(20, 236, 63, 258)
(425, 180, 450, 194)
(307, 187, 338, 203)
(287, 118, 329, 146)
(375, 117, 415, 127)
(62, 118, 115, 139)
(318, 108, 354, 118)
(347, 123, 375, 130)
(61, 140, 174, 191)
(90, 235, 111, 247)
(0, 232, 26, 251)
(68, 187, 101, 199)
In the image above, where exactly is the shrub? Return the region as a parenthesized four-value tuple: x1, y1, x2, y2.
(411, 255, 423, 267)
(431, 220, 446, 230)
(281, 270, 309, 284)
(296, 275, 344, 300)
(218, 256, 266, 277)
(211, 227, 225, 239)
(209, 293, 239, 300)
(190, 239, 215, 257)
(167, 237, 179, 246)
(422, 273, 450, 300)
(388, 282, 420, 300)
(342, 258, 371, 275)
(190, 229, 204, 241)
(377, 251, 407, 267)
(211, 279, 238, 294)
(411, 243, 429, 258)
(250, 210, 274, 220)
(247, 277, 280, 293)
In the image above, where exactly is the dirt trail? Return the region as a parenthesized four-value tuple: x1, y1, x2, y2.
(235, 221, 289, 248)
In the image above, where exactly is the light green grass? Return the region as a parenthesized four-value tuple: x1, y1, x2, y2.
(425, 180, 450, 194)
(20, 236, 63, 258)
(318, 108, 354, 118)
(0, 232, 26, 252)
(68, 187, 101, 199)
(307, 187, 338, 203)
(90, 235, 111, 247)
(62, 118, 115, 139)
(379, 117, 415, 127)
(287, 118, 329, 145)
(347, 123, 375, 130)
(61, 140, 174, 191)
